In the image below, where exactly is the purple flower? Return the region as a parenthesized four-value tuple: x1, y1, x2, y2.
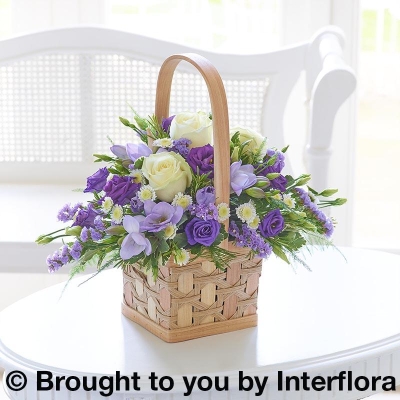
(126, 143, 152, 162)
(89, 228, 103, 241)
(84, 167, 109, 193)
(57, 203, 82, 222)
(120, 215, 152, 259)
(130, 196, 144, 213)
(110, 145, 129, 160)
(80, 227, 89, 242)
(259, 209, 285, 238)
(185, 217, 220, 246)
(230, 161, 257, 196)
(104, 175, 139, 206)
(141, 201, 183, 232)
(189, 203, 218, 220)
(270, 175, 287, 191)
(187, 144, 214, 177)
(170, 138, 192, 158)
(162, 115, 175, 132)
(72, 204, 98, 228)
(196, 186, 216, 205)
(69, 241, 82, 260)
(94, 216, 105, 231)
(258, 149, 285, 174)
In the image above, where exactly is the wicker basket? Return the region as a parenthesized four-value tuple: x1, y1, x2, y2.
(121, 53, 263, 342)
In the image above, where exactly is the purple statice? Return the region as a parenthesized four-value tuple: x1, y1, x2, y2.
(141, 201, 183, 232)
(229, 222, 272, 258)
(162, 115, 175, 133)
(170, 138, 191, 158)
(46, 245, 72, 273)
(94, 215, 105, 231)
(130, 196, 144, 213)
(72, 204, 98, 228)
(57, 203, 82, 223)
(69, 241, 82, 260)
(189, 203, 218, 221)
(89, 228, 103, 241)
(196, 186, 215, 205)
(80, 227, 89, 242)
(295, 188, 334, 237)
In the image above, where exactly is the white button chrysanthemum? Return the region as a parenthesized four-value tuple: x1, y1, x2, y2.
(171, 192, 193, 210)
(248, 215, 260, 229)
(174, 248, 190, 266)
(138, 185, 157, 202)
(217, 203, 230, 222)
(111, 205, 124, 224)
(283, 194, 296, 208)
(153, 138, 173, 148)
(130, 170, 143, 184)
(236, 201, 257, 223)
(164, 224, 177, 240)
(102, 197, 114, 213)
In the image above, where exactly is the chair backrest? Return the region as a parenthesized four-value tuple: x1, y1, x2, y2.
(0, 26, 355, 190)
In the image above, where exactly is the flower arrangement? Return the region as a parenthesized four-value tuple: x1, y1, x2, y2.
(37, 110, 346, 280)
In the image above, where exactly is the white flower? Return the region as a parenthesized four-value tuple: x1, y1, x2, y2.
(153, 138, 173, 148)
(230, 126, 268, 161)
(248, 215, 260, 230)
(236, 201, 257, 223)
(169, 111, 212, 148)
(101, 197, 114, 213)
(138, 185, 157, 202)
(171, 192, 193, 210)
(142, 152, 192, 202)
(217, 203, 230, 222)
(111, 205, 124, 224)
(174, 248, 190, 266)
(164, 224, 177, 240)
(130, 169, 143, 184)
(272, 193, 282, 201)
(282, 194, 296, 208)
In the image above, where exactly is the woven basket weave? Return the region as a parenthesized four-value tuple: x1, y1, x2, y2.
(121, 53, 263, 342)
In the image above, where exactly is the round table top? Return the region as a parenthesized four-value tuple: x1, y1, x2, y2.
(1, 247, 400, 385)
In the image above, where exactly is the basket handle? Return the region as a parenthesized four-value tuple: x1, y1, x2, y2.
(154, 53, 231, 236)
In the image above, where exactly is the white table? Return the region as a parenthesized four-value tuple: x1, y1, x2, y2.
(1, 247, 400, 400)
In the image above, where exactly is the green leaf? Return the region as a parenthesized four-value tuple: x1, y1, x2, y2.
(281, 145, 289, 153)
(173, 233, 188, 248)
(93, 154, 114, 162)
(134, 157, 144, 169)
(272, 245, 290, 264)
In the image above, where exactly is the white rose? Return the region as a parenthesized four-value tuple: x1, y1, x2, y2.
(230, 126, 268, 161)
(170, 111, 212, 148)
(141, 152, 192, 202)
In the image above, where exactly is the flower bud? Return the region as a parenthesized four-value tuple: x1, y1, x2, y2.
(266, 173, 280, 180)
(106, 226, 126, 236)
(35, 236, 54, 245)
(65, 226, 82, 236)
(244, 187, 266, 199)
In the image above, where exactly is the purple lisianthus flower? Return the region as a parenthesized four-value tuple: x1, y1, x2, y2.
(270, 175, 287, 192)
(230, 161, 257, 196)
(72, 204, 98, 228)
(162, 115, 175, 133)
(84, 167, 109, 193)
(110, 145, 129, 160)
(120, 215, 151, 259)
(196, 186, 216, 205)
(104, 175, 139, 206)
(187, 144, 214, 178)
(185, 217, 220, 246)
(258, 149, 285, 175)
(126, 143, 152, 162)
(259, 209, 285, 238)
(141, 201, 183, 232)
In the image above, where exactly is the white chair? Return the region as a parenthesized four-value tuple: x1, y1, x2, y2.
(0, 26, 356, 274)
